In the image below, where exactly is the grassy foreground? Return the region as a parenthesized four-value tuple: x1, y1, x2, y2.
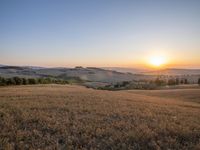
(0, 85, 200, 149)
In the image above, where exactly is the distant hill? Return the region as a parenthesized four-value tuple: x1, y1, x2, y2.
(101, 67, 200, 76)
(143, 68, 200, 75)
(24, 66, 46, 69)
(102, 67, 147, 74)
(0, 65, 200, 85)
(0, 65, 145, 83)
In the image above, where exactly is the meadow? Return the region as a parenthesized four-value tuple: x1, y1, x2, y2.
(0, 85, 200, 149)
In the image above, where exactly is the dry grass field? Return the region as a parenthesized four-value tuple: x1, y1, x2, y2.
(0, 85, 200, 149)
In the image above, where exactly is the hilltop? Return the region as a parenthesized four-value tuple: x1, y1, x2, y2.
(0, 65, 200, 89)
(143, 68, 200, 75)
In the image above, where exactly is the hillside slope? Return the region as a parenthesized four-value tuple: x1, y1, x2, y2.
(143, 68, 200, 75)
(0, 66, 200, 85)
(0, 66, 150, 83)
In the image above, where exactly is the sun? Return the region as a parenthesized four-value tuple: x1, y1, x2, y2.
(149, 56, 166, 68)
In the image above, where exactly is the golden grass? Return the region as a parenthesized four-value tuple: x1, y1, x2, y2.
(0, 85, 200, 149)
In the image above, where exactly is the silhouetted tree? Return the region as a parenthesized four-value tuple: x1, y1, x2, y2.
(180, 79, 184, 84)
(46, 78, 52, 84)
(6, 78, 16, 85)
(176, 78, 180, 85)
(198, 78, 200, 85)
(155, 78, 166, 86)
(28, 78, 37, 84)
(184, 79, 188, 84)
(13, 77, 23, 85)
(121, 81, 130, 87)
(168, 78, 176, 85)
(0, 76, 69, 86)
(38, 78, 44, 84)
(22, 78, 28, 85)
(114, 83, 121, 88)
(0, 77, 6, 86)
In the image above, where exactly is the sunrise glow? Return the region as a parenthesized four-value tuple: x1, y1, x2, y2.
(149, 56, 167, 68)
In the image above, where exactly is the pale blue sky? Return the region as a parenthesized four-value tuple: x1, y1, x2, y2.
(0, 0, 200, 68)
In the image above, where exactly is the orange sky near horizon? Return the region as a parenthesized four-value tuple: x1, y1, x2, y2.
(2, 53, 200, 69)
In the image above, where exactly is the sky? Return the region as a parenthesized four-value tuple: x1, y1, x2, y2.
(0, 0, 200, 68)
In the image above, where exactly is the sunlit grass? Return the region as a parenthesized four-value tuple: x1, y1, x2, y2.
(0, 85, 200, 149)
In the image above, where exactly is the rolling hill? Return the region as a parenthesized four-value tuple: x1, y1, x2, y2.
(0, 65, 151, 83)
(143, 68, 200, 75)
(0, 65, 200, 86)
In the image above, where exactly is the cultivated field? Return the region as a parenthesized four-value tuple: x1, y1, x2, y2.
(0, 85, 200, 149)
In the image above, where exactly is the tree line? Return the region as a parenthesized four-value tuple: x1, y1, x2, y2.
(153, 77, 200, 87)
(100, 77, 200, 91)
(0, 76, 68, 86)
(154, 78, 189, 86)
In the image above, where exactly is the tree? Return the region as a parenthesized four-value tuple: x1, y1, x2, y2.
(0, 77, 6, 86)
(180, 79, 184, 84)
(28, 78, 37, 84)
(184, 79, 188, 84)
(22, 78, 28, 85)
(155, 78, 161, 86)
(13, 77, 23, 85)
(198, 78, 200, 85)
(168, 78, 176, 85)
(155, 78, 166, 86)
(38, 78, 44, 84)
(121, 81, 130, 87)
(45, 78, 52, 84)
(0, 76, 69, 86)
(6, 78, 16, 85)
(114, 83, 121, 88)
(175, 78, 180, 85)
